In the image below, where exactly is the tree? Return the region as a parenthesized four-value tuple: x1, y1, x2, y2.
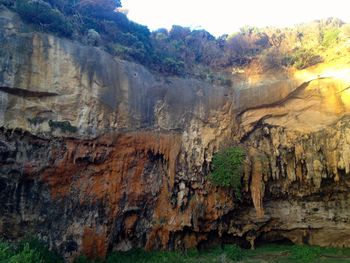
(78, 0, 121, 11)
(269, 32, 285, 47)
(296, 31, 304, 45)
(15, 0, 73, 37)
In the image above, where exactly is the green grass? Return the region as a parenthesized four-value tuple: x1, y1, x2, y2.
(75, 244, 350, 263)
(0, 238, 62, 263)
(3, 239, 350, 263)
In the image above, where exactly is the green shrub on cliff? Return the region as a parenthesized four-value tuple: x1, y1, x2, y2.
(290, 48, 324, 69)
(0, 0, 13, 7)
(3, 0, 348, 79)
(322, 28, 341, 47)
(210, 147, 245, 198)
(49, 120, 78, 133)
(161, 57, 186, 75)
(15, 0, 73, 37)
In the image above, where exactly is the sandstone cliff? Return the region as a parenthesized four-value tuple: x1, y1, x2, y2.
(1, 6, 350, 261)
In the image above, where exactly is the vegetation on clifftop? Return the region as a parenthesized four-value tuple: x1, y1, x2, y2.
(1, 1, 349, 82)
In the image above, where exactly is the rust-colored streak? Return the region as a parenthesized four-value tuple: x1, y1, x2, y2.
(16, 128, 240, 255)
(40, 131, 181, 201)
(37, 131, 182, 256)
(145, 226, 170, 251)
(82, 227, 108, 260)
(26, 130, 237, 254)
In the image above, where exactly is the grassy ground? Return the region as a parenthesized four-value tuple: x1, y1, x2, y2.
(79, 244, 350, 263)
(3, 239, 350, 263)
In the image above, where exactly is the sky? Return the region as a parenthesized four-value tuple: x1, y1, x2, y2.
(121, 0, 350, 37)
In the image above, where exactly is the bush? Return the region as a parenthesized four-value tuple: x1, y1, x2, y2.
(289, 245, 321, 261)
(77, 0, 121, 15)
(210, 147, 245, 198)
(9, 243, 44, 263)
(0, 239, 62, 263)
(225, 244, 243, 261)
(74, 255, 97, 263)
(105, 249, 147, 263)
(15, 0, 73, 37)
(0, 242, 13, 261)
(18, 238, 62, 263)
(81, 12, 152, 65)
(86, 29, 101, 46)
(0, 0, 14, 7)
(105, 249, 183, 263)
(28, 116, 46, 126)
(291, 48, 323, 69)
(161, 57, 186, 75)
(322, 28, 341, 47)
(49, 120, 77, 133)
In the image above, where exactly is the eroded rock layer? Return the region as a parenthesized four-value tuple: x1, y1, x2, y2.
(0, 129, 235, 260)
(2, 6, 350, 262)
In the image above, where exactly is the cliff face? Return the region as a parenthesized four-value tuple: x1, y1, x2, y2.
(229, 67, 350, 248)
(0, 8, 235, 260)
(2, 7, 350, 261)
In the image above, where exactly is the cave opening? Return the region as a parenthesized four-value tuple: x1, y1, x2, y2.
(254, 232, 295, 248)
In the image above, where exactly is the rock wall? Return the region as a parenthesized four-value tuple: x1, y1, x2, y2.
(0, 7, 235, 261)
(229, 64, 350, 248)
(2, 6, 350, 261)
